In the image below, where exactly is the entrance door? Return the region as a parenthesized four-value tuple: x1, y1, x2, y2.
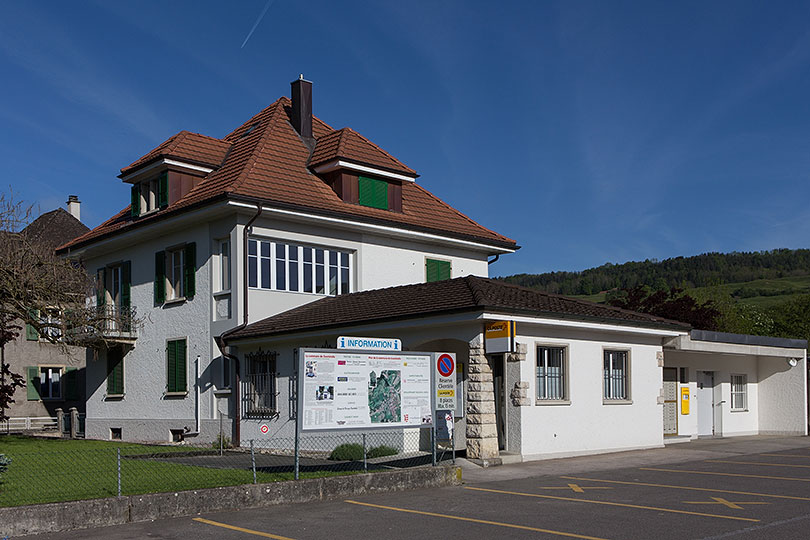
(492, 355, 506, 451)
(663, 367, 678, 436)
(697, 371, 714, 437)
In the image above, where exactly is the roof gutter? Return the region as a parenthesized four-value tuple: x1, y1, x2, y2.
(215, 203, 263, 448)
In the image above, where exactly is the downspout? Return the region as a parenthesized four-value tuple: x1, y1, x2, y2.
(215, 204, 263, 447)
(488, 254, 500, 265)
(184, 354, 201, 437)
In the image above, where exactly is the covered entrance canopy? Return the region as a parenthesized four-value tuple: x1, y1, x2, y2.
(663, 330, 807, 440)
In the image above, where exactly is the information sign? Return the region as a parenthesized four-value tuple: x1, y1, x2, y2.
(337, 336, 402, 351)
(299, 349, 433, 431)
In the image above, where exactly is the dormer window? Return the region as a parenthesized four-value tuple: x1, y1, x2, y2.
(131, 173, 168, 218)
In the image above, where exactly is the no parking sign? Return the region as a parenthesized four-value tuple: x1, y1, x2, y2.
(434, 352, 456, 411)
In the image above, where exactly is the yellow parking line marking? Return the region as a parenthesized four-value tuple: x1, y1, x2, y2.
(642, 467, 810, 482)
(683, 497, 770, 510)
(707, 459, 810, 470)
(760, 453, 810, 459)
(464, 486, 758, 522)
(561, 475, 810, 501)
(538, 484, 612, 493)
(193, 517, 295, 539)
(344, 500, 609, 540)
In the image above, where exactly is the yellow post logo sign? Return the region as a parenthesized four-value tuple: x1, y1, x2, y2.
(681, 387, 690, 415)
(485, 320, 516, 354)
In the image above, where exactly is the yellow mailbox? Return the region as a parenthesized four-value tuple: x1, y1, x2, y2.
(680, 387, 690, 415)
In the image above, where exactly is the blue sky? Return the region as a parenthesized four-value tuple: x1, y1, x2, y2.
(1, 1, 809, 277)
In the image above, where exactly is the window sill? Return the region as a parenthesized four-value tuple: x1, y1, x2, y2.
(214, 388, 232, 396)
(164, 391, 188, 398)
(105, 394, 124, 400)
(536, 400, 571, 406)
(603, 399, 633, 405)
(730, 409, 749, 413)
(163, 297, 187, 306)
(214, 290, 231, 296)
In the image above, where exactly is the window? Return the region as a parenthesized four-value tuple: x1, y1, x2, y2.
(248, 239, 351, 296)
(131, 173, 168, 218)
(243, 350, 277, 416)
(222, 356, 231, 389)
(218, 240, 231, 292)
(39, 367, 61, 400)
(166, 339, 187, 394)
(155, 244, 196, 304)
(96, 262, 132, 331)
(107, 347, 124, 396)
(358, 176, 388, 210)
(603, 350, 629, 401)
(731, 374, 748, 410)
(536, 346, 566, 401)
(425, 258, 451, 283)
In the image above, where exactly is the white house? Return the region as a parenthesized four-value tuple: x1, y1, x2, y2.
(56, 78, 517, 442)
(58, 78, 807, 461)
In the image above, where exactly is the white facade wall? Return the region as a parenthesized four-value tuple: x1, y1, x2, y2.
(242, 215, 490, 323)
(516, 327, 665, 460)
(83, 206, 496, 442)
(84, 223, 218, 442)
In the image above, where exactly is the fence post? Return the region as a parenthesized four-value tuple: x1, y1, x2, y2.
(117, 448, 122, 497)
(69, 407, 78, 439)
(250, 440, 257, 484)
(362, 433, 367, 473)
(56, 408, 64, 437)
(431, 425, 437, 466)
(294, 416, 300, 481)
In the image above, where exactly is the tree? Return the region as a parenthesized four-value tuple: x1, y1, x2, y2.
(606, 286, 722, 330)
(0, 192, 137, 422)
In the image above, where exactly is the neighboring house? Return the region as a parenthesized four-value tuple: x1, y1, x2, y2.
(57, 77, 808, 459)
(5, 197, 90, 423)
(57, 78, 517, 443)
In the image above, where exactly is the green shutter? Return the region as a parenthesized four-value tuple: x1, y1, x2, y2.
(107, 351, 123, 395)
(25, 309, 39, 341)
(96, 268, 106, 307)
(130, 185, 140, 218)
(158, 173, 169, 208)
(167, 339, 187, 393)
(26, 366, 40, 401)
(121, 261, 131, 331)
(65, 367, 79, 401)
(425, 259, 451, 283)
(359, 176, 388, 210)
(154, 251, 165, 304)
(183, 243, 196, 299)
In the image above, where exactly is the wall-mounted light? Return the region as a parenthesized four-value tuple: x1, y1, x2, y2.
(787, 358, 799, 367)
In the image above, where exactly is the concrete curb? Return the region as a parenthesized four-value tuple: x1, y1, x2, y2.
(1, 465, 462, 537)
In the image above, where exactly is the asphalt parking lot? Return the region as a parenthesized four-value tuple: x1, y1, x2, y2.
(18, 435, 810, 540)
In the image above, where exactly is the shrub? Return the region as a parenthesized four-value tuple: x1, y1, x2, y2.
(0, 454, 10, 475)
(367, 445, 398, 459)
(328, 443, 364, 461)
(212, 434, 232, 450)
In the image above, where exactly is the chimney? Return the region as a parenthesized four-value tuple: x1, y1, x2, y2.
(66, 195, 81, 222)
(290, 74, 313, 139)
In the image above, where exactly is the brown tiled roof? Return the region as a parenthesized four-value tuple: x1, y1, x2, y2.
(119, 130, 231, 176)
(23, 208, 89, 251)
(309, 128, 417, 176)
(60, 97, 516, 253)
(226, 276, 691, 341)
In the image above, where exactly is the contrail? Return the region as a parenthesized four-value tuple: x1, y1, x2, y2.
(241, 0, 275, 49)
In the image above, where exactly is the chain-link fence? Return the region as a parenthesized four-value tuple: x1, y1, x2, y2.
(0, 427, 456, 507)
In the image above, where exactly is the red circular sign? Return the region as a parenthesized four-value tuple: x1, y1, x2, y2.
(437, 354, 454, 377)
(260, 424, 269, 434)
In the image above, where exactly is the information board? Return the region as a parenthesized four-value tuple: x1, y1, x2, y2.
(299, 349, 434, 431)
